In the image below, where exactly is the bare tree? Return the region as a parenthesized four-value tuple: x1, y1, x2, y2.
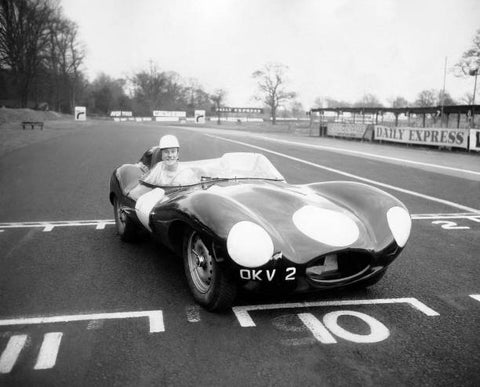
(252, 62, 296, 124)
(130, 62, 169, 114)
(86, 73, 130, 115)
(437, 90, 456, 106)
(354, 93, 383, 108)
(211, 88, 226, 109)
(184, 77, 213, 113)
(210, 88, 226, 124)
(289, 100, 305, 117)
(454, 28, 480, 76)
(414, 89, 437, 107)
(314, 96, 352, 108)
(44, 11, 85, 112)
(130, 62, 212, 115)
(0, 0, 53, 107)
(390, 96, 409, 108)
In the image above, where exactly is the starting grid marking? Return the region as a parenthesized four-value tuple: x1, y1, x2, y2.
(0, 310, 164, 374)
(0, 213, 479, 233)
(232, 297, 440, 328)
(0, 310, 165, 333)
(1, 295, 480, 373)
(0, 220, 114, 232)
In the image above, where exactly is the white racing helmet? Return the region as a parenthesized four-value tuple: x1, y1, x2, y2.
(159, 135, 180, 149)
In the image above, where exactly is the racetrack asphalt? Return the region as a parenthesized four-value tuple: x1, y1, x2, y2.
(0, 120, 479, 386)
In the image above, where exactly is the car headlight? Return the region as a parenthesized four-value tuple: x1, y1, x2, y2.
(227, 221, 274, 268)
(387, 206, 411, 248)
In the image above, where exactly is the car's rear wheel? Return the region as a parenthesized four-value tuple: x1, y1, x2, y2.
(183, 229, 236, 311)
(113, 197, 139, 242)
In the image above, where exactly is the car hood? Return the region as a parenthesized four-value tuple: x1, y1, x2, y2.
(174, 180, 396, 264)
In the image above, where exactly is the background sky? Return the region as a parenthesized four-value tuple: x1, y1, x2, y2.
(60, 0, 480, 109)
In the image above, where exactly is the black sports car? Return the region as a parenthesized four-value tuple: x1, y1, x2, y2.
(109, 152, 412, 311)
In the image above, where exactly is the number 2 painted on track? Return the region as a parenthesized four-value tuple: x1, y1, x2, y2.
(431, 220, 470, 230)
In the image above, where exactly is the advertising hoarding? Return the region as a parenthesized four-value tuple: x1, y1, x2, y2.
(374, 126, 469, 149)
(469, 129, 480, 151)
(153, 111, 186, 117)
(327, 123, 369, 139)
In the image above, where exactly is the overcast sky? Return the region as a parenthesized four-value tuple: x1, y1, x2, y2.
(60, 0, 480, 109)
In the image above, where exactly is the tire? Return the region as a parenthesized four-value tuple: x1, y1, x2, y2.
(183, 229, 236, 311)
(113, 197, 139, 242)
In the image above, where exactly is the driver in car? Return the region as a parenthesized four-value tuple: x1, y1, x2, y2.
(129, 135, 198, 199)
(145, 134, 182, 185)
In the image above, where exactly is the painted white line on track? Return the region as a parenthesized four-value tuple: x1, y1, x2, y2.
(232, 298, 439, 327)
(411, 213, 480, 220)
(0, 310, 164, 333)
(33, 332, 63, 370)
(470, 295, 480, 302)
(0, 213, 479, 232)
(0, 334, 28, 374)
(208, 135, 480, 214)
(186, 305, 201, 323)
(297, 313, 337, 344)
(0, 220, 115, 230)
(247, 134, 480, 177)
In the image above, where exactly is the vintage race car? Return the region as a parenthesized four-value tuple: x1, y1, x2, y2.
(109, 152, 412, 311)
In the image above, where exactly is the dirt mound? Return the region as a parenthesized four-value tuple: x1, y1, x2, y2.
(0, 107, 66, 125)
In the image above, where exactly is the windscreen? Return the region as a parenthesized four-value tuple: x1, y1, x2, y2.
(141, 152, 285, 187)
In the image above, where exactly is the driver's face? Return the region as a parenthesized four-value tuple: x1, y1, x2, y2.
(161, 148, 179, 166)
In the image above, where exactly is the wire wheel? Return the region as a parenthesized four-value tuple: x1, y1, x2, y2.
(183, 228, 237, 311)
(186, 232, 214, 293)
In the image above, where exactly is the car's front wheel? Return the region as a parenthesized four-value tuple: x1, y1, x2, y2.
(113, 197, 139, 242)
(183, 229, 236, 311)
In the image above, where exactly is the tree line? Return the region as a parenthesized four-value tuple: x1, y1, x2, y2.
(314, 89, 459, 110)
(0, 0, 224, 116)
(0, 0, 84, 111)
(1, 1, 478, 123)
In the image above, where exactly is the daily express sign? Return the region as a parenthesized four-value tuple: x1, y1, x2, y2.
(374, 126, 469, 149)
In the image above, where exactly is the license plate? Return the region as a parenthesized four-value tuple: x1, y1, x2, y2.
(239, 267, 296, 282)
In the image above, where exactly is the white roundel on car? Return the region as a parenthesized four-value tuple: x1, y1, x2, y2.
(227, 221, 274, 268)
(292, 206, 359, 247)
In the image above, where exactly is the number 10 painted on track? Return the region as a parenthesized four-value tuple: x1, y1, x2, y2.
(298, 310, 390, 344)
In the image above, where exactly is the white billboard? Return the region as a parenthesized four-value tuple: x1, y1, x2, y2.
(374, 126, 469, 149)
(153, 110, 186, 117)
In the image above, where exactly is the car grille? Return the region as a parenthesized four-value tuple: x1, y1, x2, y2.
(305, 251, 372, 285)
